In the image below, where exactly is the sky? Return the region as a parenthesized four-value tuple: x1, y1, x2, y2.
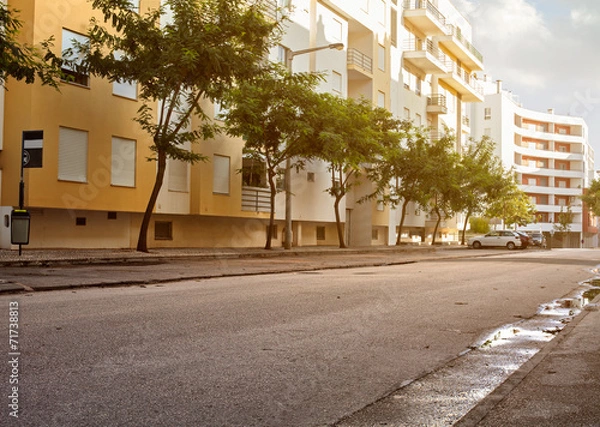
(452, 0, 600, 166)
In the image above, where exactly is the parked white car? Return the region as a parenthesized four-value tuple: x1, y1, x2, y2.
(468, 230, 523, 250)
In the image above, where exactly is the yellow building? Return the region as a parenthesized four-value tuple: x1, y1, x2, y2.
(0, 0, 484, 249)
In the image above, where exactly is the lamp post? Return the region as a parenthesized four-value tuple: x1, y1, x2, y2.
(283, 42, 344, 249)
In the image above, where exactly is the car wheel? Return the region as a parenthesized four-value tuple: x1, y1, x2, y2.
(507, 242, 516, 250)
(473, 241, 482, 249)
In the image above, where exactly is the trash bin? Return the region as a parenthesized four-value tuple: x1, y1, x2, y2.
(11, 210, 30, 245)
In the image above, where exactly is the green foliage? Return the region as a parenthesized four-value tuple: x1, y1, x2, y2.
(0, 5, 62, 87)
(80, 0, 279, 251)
(580, 178, 600, 217)
(222, 63, 324, 249)
(485, 175, 536, 228)
(312, 94, 400, 247)
(553, 205, 574, 233)
(469, 217, 490, 234)
(423, 130, 461, 245)
(454, 135, 508, 244)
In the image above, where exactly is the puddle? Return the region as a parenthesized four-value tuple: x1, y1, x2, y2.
(337, 275, 600, 427)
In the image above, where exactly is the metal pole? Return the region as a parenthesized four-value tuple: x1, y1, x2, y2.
(18, 135, 25, 255)
(282, 42, 344, 250)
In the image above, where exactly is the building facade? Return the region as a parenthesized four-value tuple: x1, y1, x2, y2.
(0, 0, 484, 249)
(471, 78, 597, 247)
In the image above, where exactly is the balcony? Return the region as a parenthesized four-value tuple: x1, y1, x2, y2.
(429, 128, 445, 141)
(402, 0, 447, 36)
(426, 94, 447, 115)
(347, 48, 373, 78)
(403, 38, 447, 76)
(242, 186, 271, 212)
(462, 115, 471, 131)
(435, 24, 484, 71)
(438, 59, 484, 102)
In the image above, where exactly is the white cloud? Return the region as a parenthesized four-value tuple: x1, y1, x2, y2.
(454, 0, 600, 162)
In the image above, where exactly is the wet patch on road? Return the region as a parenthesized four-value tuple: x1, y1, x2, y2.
(335, 276, 600, 427)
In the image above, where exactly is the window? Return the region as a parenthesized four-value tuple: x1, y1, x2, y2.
(403, 107, 410, 120)
(331, 71, 342, 93)
(61, 29, 89, 86)
(307, 172, 315, 182)
(154, 221, 173, 240)
(415, 113, 422, 126)
(390, 8, 397, 46)
(113, 52, 137, 99)
(213, 154, 230, 194)
(214, 101, 229, 121)
(76, 217, 86, 226)
(168, 159, 189, 192)
(111, 137, 136, 187)
(317, 226, 326, 241)
(242, 157, 267, 187)
(378, 44, 385, 71)
(58, 127, 88, 182)
(484, 107, 491, 120)
(107, 212, 118, 220)
(377, 91, 385, 108)
(377, 0, 385, 25)
(372, 228, 379, 240)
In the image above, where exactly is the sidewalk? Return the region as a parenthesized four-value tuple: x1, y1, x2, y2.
(1, 244, 598, 426)
(455, 297, 600, 426)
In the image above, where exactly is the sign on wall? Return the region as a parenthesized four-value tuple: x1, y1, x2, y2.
(22, 130, 44, 169)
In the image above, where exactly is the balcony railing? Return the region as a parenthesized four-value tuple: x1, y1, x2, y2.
(427, 94, 447, 114)
(347, 48, 373, 74)
(403, 37, 444, 60)
(443, 59, 484, 96)
(444, 24, 484, 64)
(242, 186, 271, 212)
(403, 0, 446, 26)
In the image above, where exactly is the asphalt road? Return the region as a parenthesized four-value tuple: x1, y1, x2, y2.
(0, 249, 598, 426)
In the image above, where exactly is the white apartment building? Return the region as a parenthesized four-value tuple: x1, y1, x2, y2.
(471, 78, 597, 248)
(279, 0, 484, 247)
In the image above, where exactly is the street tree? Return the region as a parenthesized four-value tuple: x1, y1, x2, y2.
(454, 136, 508, 245)
(0, 4, 62, 87)
(222, 63, 323, 249)
(485, 176, 536, 228)
(367, 121, 431, 245)
(313, 94, 399, 248)
(77, 0, 278, 252)
(425, 133, 461, 245)
(580, 178, 600, 217)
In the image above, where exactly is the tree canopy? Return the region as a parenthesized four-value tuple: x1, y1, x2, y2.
(222, 63, 323, 249)
(580, 178, 600, 217)
(312, 95, 400, 248)
(0, 5, 62, 87)
(78, 0, 279, 251)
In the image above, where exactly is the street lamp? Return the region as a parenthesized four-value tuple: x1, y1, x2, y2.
(283, 42, 344, 250)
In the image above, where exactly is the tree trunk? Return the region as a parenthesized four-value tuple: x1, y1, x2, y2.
(137, 150, 167, 252)
(461, 210, 472, 246)
(395, 199, 409, 245)
(265, 171, 277, 250)
(334, 196, 346, 248)
(431, 206, 442, 245)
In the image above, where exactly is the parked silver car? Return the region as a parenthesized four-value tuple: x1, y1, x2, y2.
(468, 230, 523, 250)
